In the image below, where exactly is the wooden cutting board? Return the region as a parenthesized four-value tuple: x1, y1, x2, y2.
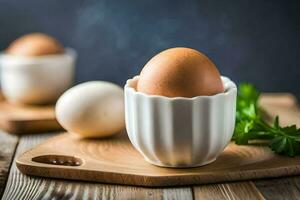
(16, 94, 300, 187)
(0, 94, 62, 135)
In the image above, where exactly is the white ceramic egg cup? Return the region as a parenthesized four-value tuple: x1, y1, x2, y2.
(125, 76, 237, 168)
(0, 48, 76, 104)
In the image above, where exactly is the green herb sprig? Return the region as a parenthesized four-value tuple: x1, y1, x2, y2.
(233, 83, 300, 156)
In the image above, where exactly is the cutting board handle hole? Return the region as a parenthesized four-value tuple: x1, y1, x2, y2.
(32, 155, 83, 166)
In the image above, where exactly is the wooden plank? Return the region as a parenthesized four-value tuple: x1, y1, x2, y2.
(0, 131, 18, 197)
(194, 181, 265, 200)
(254, 176, 300, 200)
(2, 178, 192, 200)
(100, 186, 192, 200)
(2, 133, 193, 199)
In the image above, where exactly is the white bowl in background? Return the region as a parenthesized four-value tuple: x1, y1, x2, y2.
(0, 48, 76, 104)
(125, 75, 237, 168)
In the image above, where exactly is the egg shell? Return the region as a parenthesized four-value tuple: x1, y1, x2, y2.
(6, 33, 64, 57)
(137, 47, 224, 98)
(55, 81, 125, 138)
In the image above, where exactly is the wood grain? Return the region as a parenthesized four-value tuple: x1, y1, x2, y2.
(0, 131, 18, 197)
(0, 94, 62, 135)
(255, 176, 300, 200)
(15, 94, 300, 187)
(194, 182, 265, 200)
(259, 93, 300, 126)
(2, 133, 193, 200)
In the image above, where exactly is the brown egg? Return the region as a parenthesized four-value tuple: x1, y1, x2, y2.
(137, 47, 224, 98)
(6, 33, 64, 56)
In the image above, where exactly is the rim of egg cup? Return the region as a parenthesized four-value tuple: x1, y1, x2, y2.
(0, 48, 76, 65)
(125, 75, 236, 100)
(0, 48, 77, 104)
(124, 75, 237, 168)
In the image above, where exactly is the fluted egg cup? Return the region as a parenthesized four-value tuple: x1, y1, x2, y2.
(124, 75, 237, 168)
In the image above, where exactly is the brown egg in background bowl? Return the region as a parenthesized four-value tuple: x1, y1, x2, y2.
(6, 33, 65, 57)
(0, 33, 76, 105)
(125, 47, 237, 168)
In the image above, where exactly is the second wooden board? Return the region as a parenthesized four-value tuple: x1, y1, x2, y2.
(0, 94, 62, 134)
(16, 94, 300, 186)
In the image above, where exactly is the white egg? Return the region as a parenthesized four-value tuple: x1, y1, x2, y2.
(55, 81, 125, 138)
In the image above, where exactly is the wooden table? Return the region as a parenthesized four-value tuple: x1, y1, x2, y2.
(1, 131, 300, 200)
(1, 93, 300, 200)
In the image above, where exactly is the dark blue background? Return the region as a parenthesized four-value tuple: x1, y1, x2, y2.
(0, 0, 299, 98)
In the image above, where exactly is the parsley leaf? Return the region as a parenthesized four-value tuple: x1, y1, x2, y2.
(233, 83, 300, 157)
